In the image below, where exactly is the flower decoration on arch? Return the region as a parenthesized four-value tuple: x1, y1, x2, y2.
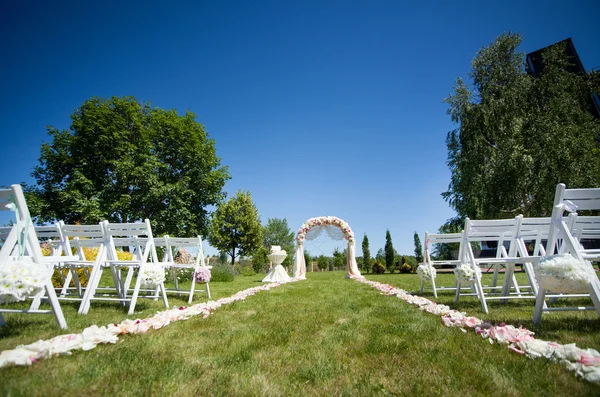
(296, 216, 354, 244)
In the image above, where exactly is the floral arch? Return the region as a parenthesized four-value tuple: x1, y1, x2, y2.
(293, 216, 363, 280)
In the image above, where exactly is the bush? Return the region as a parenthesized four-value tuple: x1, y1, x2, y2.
(241, 266, 256, 276)
(234, 263, 242, 275)
(372, 260, 386, 274)
(399, 263, 412, 273)
(211, 264, 235, 282)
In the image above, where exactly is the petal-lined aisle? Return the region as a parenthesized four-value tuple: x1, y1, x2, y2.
(0, 281, 293, 368)
(354, 276, 600, 383)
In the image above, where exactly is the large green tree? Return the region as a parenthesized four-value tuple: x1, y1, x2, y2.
(26, 96, 230, 236)
(361, 233, 372, 273)
(262, 218, 295, 266)
(208, 190, 263, 267)
(384, 230, 394, 271)
(443, 33, 600, 224)
(413, 232, 423, 263)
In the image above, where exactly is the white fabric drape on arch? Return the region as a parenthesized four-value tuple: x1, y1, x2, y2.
(293, 223, 362, 279)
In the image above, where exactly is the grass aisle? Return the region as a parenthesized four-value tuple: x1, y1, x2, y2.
(0, 272, 599, 395)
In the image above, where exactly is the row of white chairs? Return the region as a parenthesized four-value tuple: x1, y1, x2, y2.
(0, 184, 211, 329)
(421, 183, 600, 324)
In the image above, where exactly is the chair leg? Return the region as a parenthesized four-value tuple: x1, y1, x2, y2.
(430, 277, 438, 299)
(160, 283, 169, 309)
(419, 280, 424, 295)
(172, 268, 181, 298)
(72, 268, 83, 297)
(454, 280, 461, 304)
(44, 281, 67, 329)
(127, 269, 144, 316)
(188, 275, 197, 305)
(500, 264, 515, 304)
(587, 279, 600, 318)
(60, 269, 73, 297)
(533, 288, 547, 325)
(491, 264, 500, 293)
(474, 278, 489, 313)
(205, 282, 211, 300)
(78, 264, 103, 315)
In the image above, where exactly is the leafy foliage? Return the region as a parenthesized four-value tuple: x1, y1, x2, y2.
(317, 255, 329, 270)
(384, 230, 394, 270)
(262, 218, 295, 266)
(304, 250, 312, 271)
(433, 221, 462, 260)
(210, 264, 235, 282)
(371, 259, 386, 274)
(208, 190, 263, 267)
(26, 96, 230, 236)
(443, 33, 600, 224)
(333, 248, 345, 270)
(413, 232, 423, 263)
(252, 246, 269, 273)
(361, 233, 372, 273)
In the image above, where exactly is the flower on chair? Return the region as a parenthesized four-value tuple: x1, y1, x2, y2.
(0, 259, 48, 304)
(534, 254, 596, 294)
(417, 264, 437, 281)
(454, 263, 482, 285)
(139, 265, 166, 289)
(194, 267, 212, 283)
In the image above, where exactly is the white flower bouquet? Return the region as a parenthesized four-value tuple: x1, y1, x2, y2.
(417, 264, 436, 281)
(534, 254, 596, 294)
(139, 265, 166, 289)
(454, 263, 482, 285)
(0, 259, 48, 304)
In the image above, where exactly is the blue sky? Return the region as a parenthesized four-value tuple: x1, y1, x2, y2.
(1, 1, 599, 259)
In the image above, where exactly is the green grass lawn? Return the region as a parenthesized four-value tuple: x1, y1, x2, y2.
(1, 271, 599, 396)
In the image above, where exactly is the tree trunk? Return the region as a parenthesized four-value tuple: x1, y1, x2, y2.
(230, 247, 236, 268)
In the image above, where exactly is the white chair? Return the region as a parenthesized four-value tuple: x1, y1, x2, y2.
(156, 236, 212, 304)
(457, 216, 539, 313)
(57, 222, 109, 306)
(533, 183, 600, 324)
(80, 219, 169, 315)
(420, 231, 465, 298)
(0, 185, 67, 328)
(567, 214, 600, 265)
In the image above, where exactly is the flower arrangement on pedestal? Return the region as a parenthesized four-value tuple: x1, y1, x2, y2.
(139, 265, 166, 289)
(296, 216, 354, 244)
(454, 263, 482, 285)
(0, 259, 47, 304)
(194, 267, 212, 283)
(417, 264, 437, 281)
(534, 254, 596, 294)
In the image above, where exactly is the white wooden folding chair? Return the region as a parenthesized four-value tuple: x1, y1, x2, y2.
(28, 223, 81, 309)
(420, 231, 465, 298)
(534, 183, 600, 324)
(456, 216, 539, 313)
(157, 236, 212, 304)
(81, 219, 169, 315)
(567, 214, 600, 266)
(0, 185, 67, 328)
(55, 222, 110, 307)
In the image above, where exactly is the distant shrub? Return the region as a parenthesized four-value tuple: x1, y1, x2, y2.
(234, 263, 242, 275)
(241, 266, 256, 276)
(372, 260, 386, 274)
(211, 264, 235, 282)
(399, 263, 412, 273)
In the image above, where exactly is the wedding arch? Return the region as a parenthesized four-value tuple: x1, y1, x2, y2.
(293, 216, 363, 280)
